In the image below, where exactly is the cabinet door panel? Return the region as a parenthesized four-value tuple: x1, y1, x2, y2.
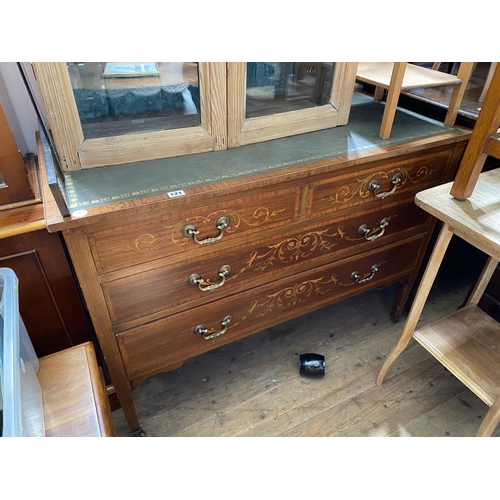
(227, 63, 357, 147)
(0, 230, 95, 357)
(32, 62, 228, 170)
(0, 103, 34, 205)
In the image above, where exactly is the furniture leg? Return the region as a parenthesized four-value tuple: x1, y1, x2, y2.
(444, 62, 474, 126)
(376, 223, 453, 385)
(62, 227, 141, 433)
(373, 86, 385, 101)
(479, 63, 498, 103)
(464, 256, 499, 306)
(450, 65, 500, 200)
(379, 63, 407, 139)
(389, 277, 410, 321)
(477, 397, 500, 437)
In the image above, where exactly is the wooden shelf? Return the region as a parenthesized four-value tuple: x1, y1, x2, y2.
(413, 305, 500, 407)
(415, 168, 500, 262)
(356, 62, 463, 91)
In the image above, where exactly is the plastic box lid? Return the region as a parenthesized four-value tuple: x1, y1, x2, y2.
(0, 268, 45, 437)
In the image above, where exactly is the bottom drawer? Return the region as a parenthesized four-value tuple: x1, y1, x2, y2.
(117, 235, 424, 386)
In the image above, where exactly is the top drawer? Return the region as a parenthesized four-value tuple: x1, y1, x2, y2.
(87, 187, 301, 274)
(309, 145, 456, 218)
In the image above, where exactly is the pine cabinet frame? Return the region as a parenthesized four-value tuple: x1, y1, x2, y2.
(227, 62, 358, 147)
(32, 62, 228, 171)
(32, 62, 358, 171)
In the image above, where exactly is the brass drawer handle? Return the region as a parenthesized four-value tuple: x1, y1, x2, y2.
(182, 216, 230, 245)
(187, 265, 232, 292)
(193, 315, 233, 340)
(368, 173, 402, 199)
(351, 264, 379, 284)
(358, 217, 390, 241)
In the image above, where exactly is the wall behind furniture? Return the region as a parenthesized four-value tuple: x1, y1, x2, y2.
(0, 62, 39, 155)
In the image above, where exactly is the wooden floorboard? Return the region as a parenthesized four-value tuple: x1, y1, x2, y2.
(113, 239, 499, 437)
(387, 387, 500, 437)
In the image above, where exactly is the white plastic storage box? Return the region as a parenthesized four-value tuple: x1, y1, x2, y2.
(0, 268, 45, 437)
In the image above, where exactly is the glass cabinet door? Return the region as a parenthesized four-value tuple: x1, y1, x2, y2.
(32, 62, 227, 170)
(67, 62, 201, 139)
(227, 62, 358, 147)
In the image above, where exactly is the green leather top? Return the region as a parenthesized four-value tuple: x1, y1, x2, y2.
(64, 95, 460, 211)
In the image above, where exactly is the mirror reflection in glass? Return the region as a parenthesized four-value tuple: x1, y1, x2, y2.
(246, 62, 335, 118)
(67, 62, 200, 139)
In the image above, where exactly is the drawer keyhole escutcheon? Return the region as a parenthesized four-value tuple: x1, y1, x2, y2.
(187, 265, 232, 292)
(193, 315, 234, 340)
(358, 217, 390, 241)
(368, 173, 402, 199)
(351, 264, 379, 284)
(182, 216, 231, 245)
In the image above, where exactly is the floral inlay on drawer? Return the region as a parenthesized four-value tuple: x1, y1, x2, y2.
(87, 187, 300, 273)
(230, 199, 426, 280)
(116, 235, 424, 382)
(219, 237, 422, 334)
(171, 205, 287, 246)
(233, 226, 361, 276)
(309, 147, 454, 217)
(101, 200, 428, 328)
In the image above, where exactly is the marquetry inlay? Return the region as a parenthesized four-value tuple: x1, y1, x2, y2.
(171, 206, 287, 245)
(230, 225, 364, 281)
(223, 262, 386, 333)
(321, 166, 438, 205)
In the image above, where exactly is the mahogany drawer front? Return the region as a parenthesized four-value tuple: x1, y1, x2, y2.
(87, 187, 301, 274)
(102, 199, 429, 327)
(309, 146, 455, 218)
(116, 235, 424, 384)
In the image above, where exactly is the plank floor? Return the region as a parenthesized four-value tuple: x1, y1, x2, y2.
(113, 238, 500, 437)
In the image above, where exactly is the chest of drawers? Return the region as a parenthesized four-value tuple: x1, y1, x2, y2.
(39, 121, 470, 434)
